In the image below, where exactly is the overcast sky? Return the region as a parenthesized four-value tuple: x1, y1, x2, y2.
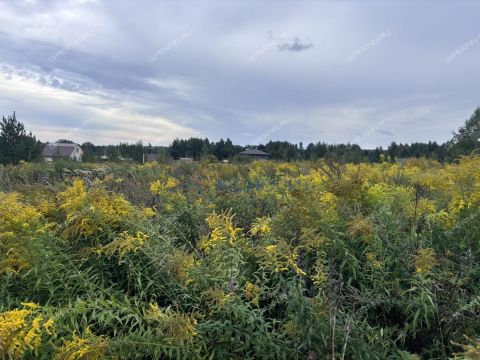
(0, 0, 479, 147)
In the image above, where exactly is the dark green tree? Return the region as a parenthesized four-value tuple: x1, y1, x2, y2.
(81, 142, 97, 162)
(0, 112, 42, 164)
(118, 141, 143, 162)
(388, 142, 399, 162)
(448, 107, 480, 156)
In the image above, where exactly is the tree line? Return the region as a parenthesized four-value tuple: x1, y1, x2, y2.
(1, 107, 480, 164)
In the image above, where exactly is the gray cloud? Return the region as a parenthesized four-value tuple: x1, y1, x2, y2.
(277, 37, 313, 52)
(377, 129, 395, 136)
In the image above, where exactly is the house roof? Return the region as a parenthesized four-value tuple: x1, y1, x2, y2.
(42, 143, 79, 157)
(239, 148, 270, 156)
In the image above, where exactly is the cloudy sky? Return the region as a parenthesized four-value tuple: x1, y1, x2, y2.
(0, 0, 479, 147)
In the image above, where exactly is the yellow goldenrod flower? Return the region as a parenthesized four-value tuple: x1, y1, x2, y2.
(250, 217, 272, 236)
(20, 302, 39, 309)
(366, 252, 383, 269)
(55, 331, 108, 360)
(144, 305, 197, 344)
(0, 303, 53, 358)
(244, 282, 260, 306)
(199, 211, 242, 252)
(168, 251, 196, 285)
(43, 318, 55, 336)
(99, 231, 148, 259)
(260, 242, 306, 276)
(414, 248, 438, 274)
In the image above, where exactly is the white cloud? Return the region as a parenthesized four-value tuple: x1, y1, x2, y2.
(0, 64, 202, 144)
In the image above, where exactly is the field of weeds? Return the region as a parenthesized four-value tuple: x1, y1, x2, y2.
(1, 158, 479, 359)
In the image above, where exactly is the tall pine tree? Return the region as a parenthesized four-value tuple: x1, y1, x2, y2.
(0, 112, 42, 164)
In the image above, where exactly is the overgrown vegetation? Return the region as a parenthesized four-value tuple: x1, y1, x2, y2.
(1, 157, 479, 359)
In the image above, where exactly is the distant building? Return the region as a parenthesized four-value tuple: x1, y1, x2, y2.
(179, 157, 193, 163)
(239, 148, 270, 161)
(42, 143, 83, 162)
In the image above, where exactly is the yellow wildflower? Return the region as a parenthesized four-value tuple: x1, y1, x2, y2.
(20, 302, 39, 309)
(0, 248, 30, 275)
(0, 192, 43, 273)
(250, 217, 272, 236)
(55, 330, 108, 360)
(260, 242, 306, 276)
(150, 180, 162, 194)
(99, 231, 148, 259)
(312, 259, 328, 286)
(145, 303, 166, 322)
(43, 318, 55, 336)
(320, 191, 336, 205)
(142, 207, 156, 218)
(414, 248, 438, 274)
(144, 305, 197, 344)
(366, 252, 383, 269)
(347, 216, 375, 243)
(0, 303, 52, 358)
(23, 316, 43, 352)
(207, 288, 232, 309)
(300, 228, 330, 249)
(58, 179, 136, 241)
(266, 244, 277, 255)
(199, 211, 242, 252)
(244, 282, 260, 306)
(0, 308, 30, 356)
(168, 251, 196, 285)
(165, 177, 178, 190)
(150, 177, 178, 194)
(282, 320, 301, 341)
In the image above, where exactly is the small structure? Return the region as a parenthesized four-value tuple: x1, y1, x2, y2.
(42, 143, 83, 162)
(239, 148, 270, 161)
(179, 157, 193, 163)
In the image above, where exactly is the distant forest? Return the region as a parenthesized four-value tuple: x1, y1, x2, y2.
(1, 107, 480, 165)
